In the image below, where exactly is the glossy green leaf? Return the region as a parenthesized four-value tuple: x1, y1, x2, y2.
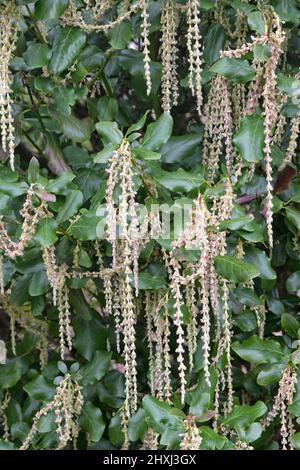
(232, 336, 288, 365)
(281, 313, 300, 338)
(29, 271, 50, 296)
(285, 207, 300, 230)
(233, 115, 264, 163)
(80, 403, 105, 442)
(142, 395, 184, 439)
(210, 58, 256, 84)
(200, 426, 234, 450)
(23, 375, 55, 401)
(161, 133, 202, 164)
(135, 271, 166, 290)
(277, 73, 300, 97)
(203, 24, 226, 65)
(95, 121, 123, 146)
(34, 0, 69, 20)
(286, 271, 300, 293)
(244, 247, 276, 280)
(132, 146, 161, 161)
(23, 43, 52, 69)
(142, 113, 173, 151)
(128, 408, 147, 442)
(80, 351, 111, 386)
(57, 190, 83, 223)
(273, 0, 300, 23)
(214, 255, 260, 283)
(49, 27, 86, 75)
(68, 213, 99, 240)
(34, 217, 58, 246)
(291, 432, 300, 450)
(108, 21, 132, 49)
(73, 313, 107, 361)
(154, 168, 204, 193)
(0, 360, 23, 389)
(247, 11, 265, 34)
(221, 401, 267, 428)
(257, 363, 286, 387)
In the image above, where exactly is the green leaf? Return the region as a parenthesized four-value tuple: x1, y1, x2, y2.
(28, 157, 39, 184)
(0, 359, 23, 389)
(80, 351, 111, 386)
(126, 111, 149, 136)
(142, 113, 173, 151)
(273, 0, 300, 24)
(68, 213, 99, 241)
(203, 24, 226, 66)
(257, 363, 286, 387)
(57, 190, 83, 223)
(214, 255, 260, 283)
(23, 43, 52, 69)
(200, 426, 233, 450)
(46, 172, 75, 194)
(107, 21, 132, 50)
(161, 133, 202, 164)
(187, 369, 217, 419)
(96, 370, 125, 409)
(49, 27, 86, 75)
(286, 271, 300, 293)
(277, 73, 300, 97)
(247, 11, 265, 34)
(285, 207, 300, 231)
(281, 313, 300, 338)
(223, 0, 255, 14)
(253, 43, 271, 62)
(233, 115, 264, 163)
(0, 440, 16, 450)
(96, 97, 119, 122)
(234, 310, 257, 332)
(210, 58, 256, 84)
(73, 313, 107, 360)
(94, 144, 118, 164)
(237, 422, 263, 444)
(0, 179, 28, 197)
(108, 413, 124, 446)
(58, 114, 93, 143)
(11, 422, 30, 442)
(132, 147, 161, 161)
(291, 432, 300, 450)
(232, 336, 288, 365)
(34, 0, 69, 20)
(142, 395, 185, 446)
(128, 409, 147, 442)
(29, 271, 50, 296)
(80, 403, 105, 442)
(234, 287, 262, 307)
(221, 402, 267, 428)
(23, 375, 55, 401)
(135, 271, 166, 290)
(34, 217, 58, 246)
(154, 168, 204, 193)
(244, 247, 276, 280)
(53, 87, 76, 116)
(95, 121, 123, 146)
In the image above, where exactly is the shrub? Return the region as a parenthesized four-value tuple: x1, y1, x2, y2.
(0, 0, 300, 451)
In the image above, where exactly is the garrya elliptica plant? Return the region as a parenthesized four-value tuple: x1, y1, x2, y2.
(0, 0, 299, 452)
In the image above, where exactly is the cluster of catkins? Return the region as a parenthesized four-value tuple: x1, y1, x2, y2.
(0, 2, 19, 171)
(262, 365, 298, 450)
(20, 374, 83, 450)
(62, 0, 203, 114)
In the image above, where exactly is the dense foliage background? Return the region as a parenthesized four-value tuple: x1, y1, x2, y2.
(0, 0, 300, 451)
